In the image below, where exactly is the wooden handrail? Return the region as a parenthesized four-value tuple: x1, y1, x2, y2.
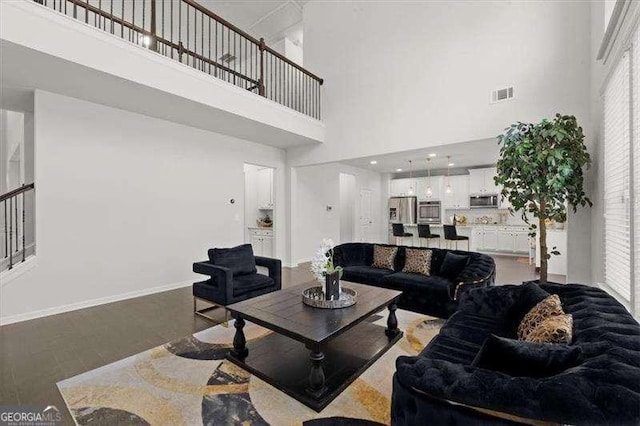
(0, 183, 35, 202)
(37, 0, 324, 118)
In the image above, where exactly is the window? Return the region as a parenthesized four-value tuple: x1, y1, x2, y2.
(603, 52, 631, 303)
(602, 20, 639, 315)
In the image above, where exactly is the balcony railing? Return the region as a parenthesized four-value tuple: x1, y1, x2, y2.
(34, 0, 323, 119)
(1, 183, 35, 271)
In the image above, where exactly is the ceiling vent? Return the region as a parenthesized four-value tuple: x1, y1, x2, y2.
(219, 53, 236, 64)
(491, 86, 514, 103)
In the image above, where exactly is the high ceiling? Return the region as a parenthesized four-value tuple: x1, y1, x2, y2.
(340, 138, 501, 174)
(196, 0, 307, 46)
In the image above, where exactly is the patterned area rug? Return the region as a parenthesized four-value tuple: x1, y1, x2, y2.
(57, 310, 444, 425)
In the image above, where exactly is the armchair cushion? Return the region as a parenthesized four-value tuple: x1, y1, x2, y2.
(439, 252, 469, 281)
(508, 282, 551, 324)
(233, 274, 274, 297)
(208, 244, 257, 277)
(472, 334, 583, 378)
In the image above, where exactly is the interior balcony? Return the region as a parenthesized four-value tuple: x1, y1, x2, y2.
(0, 0, 325, 148)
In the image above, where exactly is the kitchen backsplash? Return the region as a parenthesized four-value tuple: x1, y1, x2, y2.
(443, 208, 530, 226)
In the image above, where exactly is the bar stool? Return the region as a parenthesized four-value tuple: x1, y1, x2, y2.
(417, 224, 440, 248)
(443, 225, 469, 251)
(392, 223, 413, 246)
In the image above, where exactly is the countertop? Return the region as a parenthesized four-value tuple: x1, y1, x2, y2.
(401, 223, 528, 228)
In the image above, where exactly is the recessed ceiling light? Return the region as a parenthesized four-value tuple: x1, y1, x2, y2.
(448, 162, 455, 167)
(396, 168, 403, 172)
(428, 153, 437, 157)
(370, 160, 377, 165)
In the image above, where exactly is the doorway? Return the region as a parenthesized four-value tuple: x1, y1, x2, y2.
(244, 164, 275, 258)
(339, 173, 356, 243)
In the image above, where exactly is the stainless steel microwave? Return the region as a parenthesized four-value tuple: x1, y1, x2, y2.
(418, 201, 441, 223)
(469, 194, 499, 209)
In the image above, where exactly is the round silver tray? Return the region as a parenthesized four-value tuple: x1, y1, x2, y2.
(302, 286, 357, 309)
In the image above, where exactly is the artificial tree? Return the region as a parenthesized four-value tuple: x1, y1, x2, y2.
(494, 114, 592, 284)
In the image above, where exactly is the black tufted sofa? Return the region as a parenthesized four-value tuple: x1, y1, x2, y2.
(333, 243, 495, 319)
(391, 284, 640, 425)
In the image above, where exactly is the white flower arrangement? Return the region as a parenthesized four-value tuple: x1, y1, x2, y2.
(310, 238, 343, 283)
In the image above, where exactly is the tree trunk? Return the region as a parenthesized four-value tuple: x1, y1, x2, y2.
(539, 202, 548, 284)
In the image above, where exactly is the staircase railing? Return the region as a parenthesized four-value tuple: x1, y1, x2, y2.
(33, 0, 323, 119)
(1, 183, 35, 271)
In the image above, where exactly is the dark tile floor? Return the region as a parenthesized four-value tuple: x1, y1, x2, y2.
(0, 256, 557, 425)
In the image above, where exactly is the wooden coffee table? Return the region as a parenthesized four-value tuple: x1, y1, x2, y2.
(226, 281, 403, 411)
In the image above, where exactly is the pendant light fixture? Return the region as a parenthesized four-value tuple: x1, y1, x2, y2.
(408, 160, 415, 195)
(426, 157, 433, 197)
(445, 155, 452, 194)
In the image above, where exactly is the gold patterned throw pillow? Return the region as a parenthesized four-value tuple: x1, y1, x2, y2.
(402, 249, 433, 276)
(517, 294, 564, 340)
(372, 245, 398, 270)
(525, 314, 573, 344)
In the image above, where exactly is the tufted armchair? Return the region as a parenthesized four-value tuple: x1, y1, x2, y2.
(192, 244, 281, 322)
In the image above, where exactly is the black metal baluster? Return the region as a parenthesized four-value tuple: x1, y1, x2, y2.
(3, 201, 7, 259)
(201, 12, 204, 71)
(120, 0, 124, 38)
(8, 197, 13, 270)
(131, 0, 135, 42)
(142, 0, 146, 34)
(85, 0, 89, 23)
(208, 18, 211, 75)
(170, 0, 174, 58)
(110, 0, 113, 34)
(22, 191, 26, 262)
(227, 27, 231, 83)
(215, 21, 218, 77)
(13, 193, 18, 253)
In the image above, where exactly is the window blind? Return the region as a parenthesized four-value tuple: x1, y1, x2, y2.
(633, 24, 640, 314)
(603, 52, 631, 301)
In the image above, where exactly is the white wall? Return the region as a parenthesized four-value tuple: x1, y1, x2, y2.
(0, 91, 286, 324)
(291, 0, 591, 166)
(291, 162, 384, 264)
(293, 0, 595, 283)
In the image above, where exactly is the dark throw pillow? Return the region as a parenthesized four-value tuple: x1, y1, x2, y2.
(507, 282, 551, 324)
(472, 334, 583, 378)
(208, 244, 257, 276)
(439, 252, 469, 280)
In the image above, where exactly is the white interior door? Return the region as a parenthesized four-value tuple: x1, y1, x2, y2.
(359, 189, 373, 242)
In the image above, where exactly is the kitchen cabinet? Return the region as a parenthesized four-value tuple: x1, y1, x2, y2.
(257, 168, 274, 209)
(416, 176, 442, 200)
(390, 178, 415, 197)
(469, 167, 499, 195)
(497, 228, 514, 251)
(250, 228, 273, 257)
(442, 175, 470, 209)
(472, 227, 498, 250)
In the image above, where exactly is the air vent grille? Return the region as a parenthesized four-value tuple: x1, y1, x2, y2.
(491, 86, 514, 103)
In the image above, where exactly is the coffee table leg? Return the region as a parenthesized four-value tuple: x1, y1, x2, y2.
(385, 302, 399, 338)
(307, 349, 326, 398)
(232, 316, 248, 358)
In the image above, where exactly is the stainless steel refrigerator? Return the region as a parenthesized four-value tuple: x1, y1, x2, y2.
(388, 196, 417, 225)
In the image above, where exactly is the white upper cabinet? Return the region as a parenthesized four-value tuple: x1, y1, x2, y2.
(416, 176, 442, 200)
(442, 175, 469, 209)
(469, 167, 499, 195)
(390, 178, 416, 197)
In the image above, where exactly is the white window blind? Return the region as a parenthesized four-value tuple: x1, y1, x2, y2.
(633, 24, 640, 314)
(603, 52, 631, 301)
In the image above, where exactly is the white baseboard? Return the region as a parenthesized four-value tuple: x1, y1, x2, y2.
(0, 279, 193, 326)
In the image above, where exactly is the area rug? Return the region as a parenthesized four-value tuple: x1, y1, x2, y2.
(57, 310, 444, 425)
